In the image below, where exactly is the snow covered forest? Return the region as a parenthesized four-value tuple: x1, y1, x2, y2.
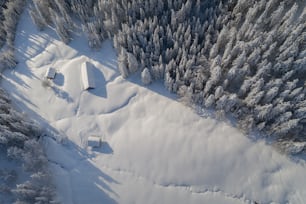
(0, 1, 56, 203)
(0, 0, 305, 203)
(0, 0, 24, 70)
(26, 0, 306, 143)
(0, 88, 57, 203)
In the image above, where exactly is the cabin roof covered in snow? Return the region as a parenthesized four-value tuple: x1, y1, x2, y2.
(45, 67, 56, 79)
(81, 62, 95, 90)
(88, 136, 101, 147)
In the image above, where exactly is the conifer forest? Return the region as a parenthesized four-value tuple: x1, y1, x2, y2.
(0, 0, 306, 203)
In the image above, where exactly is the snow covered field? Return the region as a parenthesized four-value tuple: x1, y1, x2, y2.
(2, 11, 306, 204)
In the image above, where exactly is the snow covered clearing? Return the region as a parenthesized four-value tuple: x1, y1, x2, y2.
(1, 10, 306, 204)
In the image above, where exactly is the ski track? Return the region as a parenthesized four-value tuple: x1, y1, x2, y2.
(89, 163, 253, 204)
(74, 90, 84, 117)
(52, 92, 137, 123)
(50, 150, 254, 204)
(47, 141, 254, 203)
(103, 92, 137, 115)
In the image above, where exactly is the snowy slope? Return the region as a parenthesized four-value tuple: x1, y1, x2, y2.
(2, 10, 306, 204)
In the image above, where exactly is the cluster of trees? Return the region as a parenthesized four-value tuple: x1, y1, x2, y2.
(194, 0, 306, 141)
(0, 1, 58, 203)
(29, 0, 74, 44)
(29, 0, 306, 142)
(0, 0, 25, 71)
(0, 88, 57, 203)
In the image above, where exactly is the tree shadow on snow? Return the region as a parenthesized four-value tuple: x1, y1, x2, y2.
(69, 39, 119, 73)
(51, 86, 74, 103)
(127, 73, 178, 101)
(60, 140, 119, 204)
(0, 87, 118, 202)
(2, 68, 38, 90)
(43, 126, 119, 204)
(16, 31, 54, 62)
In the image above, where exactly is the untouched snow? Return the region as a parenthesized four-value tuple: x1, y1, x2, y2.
(2, 10, 306, 204)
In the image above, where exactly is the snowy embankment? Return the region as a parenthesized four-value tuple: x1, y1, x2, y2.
(2, 11, 306, 204)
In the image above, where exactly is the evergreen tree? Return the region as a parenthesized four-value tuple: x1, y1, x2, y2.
(141, 68, 152, 85)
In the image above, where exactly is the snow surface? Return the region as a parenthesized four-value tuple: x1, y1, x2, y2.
(2, 10, 306, 204)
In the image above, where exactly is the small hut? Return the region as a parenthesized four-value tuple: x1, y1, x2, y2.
(45, 67, 56, 79)
(87, 136, 101, 148)
(81, 62, 95, 90)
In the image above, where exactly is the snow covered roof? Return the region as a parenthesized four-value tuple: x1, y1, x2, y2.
(81, 62, 95, 90)
(87, 136, 101, 147)
(45, 67, 56, 79)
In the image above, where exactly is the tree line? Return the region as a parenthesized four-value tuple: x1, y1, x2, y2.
(0, 88, 57, 204)
(0, 0, 25, 71)
(0, 1, 57, 203)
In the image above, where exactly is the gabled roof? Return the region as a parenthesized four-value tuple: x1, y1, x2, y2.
(81, 61, 95, 90)
(45, 67, 56, 79)
(88, 136, 101, 147)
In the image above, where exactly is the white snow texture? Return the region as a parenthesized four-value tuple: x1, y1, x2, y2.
(2, 10, 306, 204)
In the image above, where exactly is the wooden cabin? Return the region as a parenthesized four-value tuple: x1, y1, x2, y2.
(81, 62, 95, 90)
(87, 136, 101, 148)
(45, 67, 56, 79)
